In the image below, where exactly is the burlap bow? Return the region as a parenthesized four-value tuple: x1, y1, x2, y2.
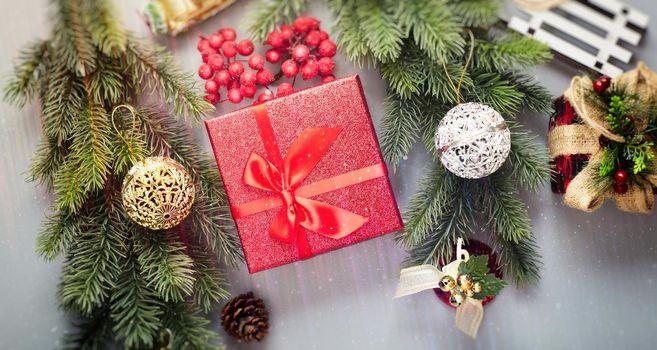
(549, 63, 657, 213)
(514, 0, 568, 11)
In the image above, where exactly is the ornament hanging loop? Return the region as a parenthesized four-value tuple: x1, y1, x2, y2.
(442, 29, 476, 105)
(111, 104, 140, 163)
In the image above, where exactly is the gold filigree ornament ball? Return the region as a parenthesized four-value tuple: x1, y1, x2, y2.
(435, 103, 511, 179)
(122, 156, 195, 230)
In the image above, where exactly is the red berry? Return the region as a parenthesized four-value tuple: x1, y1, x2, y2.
(205, 80, 219, 94)
(228, 61, 244, 77)
(220, 28, 237, 41)
(614, 182, 629, 195)
(593, 76, 611, 95)
(221, 41, 237, 58)
(240, 84, 257, 98)
(318, 31, 329, 41)
(305, 31, 322, 47)
(256, 68, 275, 86)
(277, 82, 295, 97)
(248, 54, 265, 70)
(240, 70, 257, 86)
(258, 90, 275, 103)
(291, 45, 310, 62)
(202, 55, 210, 63)
(198, 64, 213, 79)
(266, 49, 282, 63)
(228, 79, 240, 91)
(318, 57, 335, 75)
(214, 70, 231, 86)
(321, 74, 336, 84)
(266, 31, 287, 49)
(293, 16, 320, 33)
(227, 88, 243, 103)
(614, 169, 629, 184)
(318, 39, 337, 57)
(208, 33, 224, 49)
(207, 54, 224, 70)
(281, 59, 299, 78)
(280, 24, 295, 40)
(197, 38, 210, 52)
(237, 39, 255, 56)
(300, 59, 319, 80)
(204, 93, 220, 105)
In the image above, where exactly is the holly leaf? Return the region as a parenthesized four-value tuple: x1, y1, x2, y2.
(458, 255, 490, 279)
(475, 274, 507, 299)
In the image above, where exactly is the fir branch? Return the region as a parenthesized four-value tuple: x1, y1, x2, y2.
(474, 32, 552, 72)
(328, 1, 370, 65)
(125, 38, 213, 123)
(55, 102, 113, 212)
(136, 232, 196, 304)
(188, 242, 230, 313)
(485, 174, 532, 243)
(88, 54, 127, 105)
(395, 0, 464, 61)
(29, 136, 66, 187)
(447, 0, 501, 27)
(3, 40, 48, 107)
(59, 201, 126, 316)
(379, 92, 422, 169)
(492, 234, 542, 285)
(82, 0, 127, 57)
(163, 303, 222, 350)
(54, 0, 97, 76)
(110, 242, 164, 349)
(465, 70, 525, 117)
(61, 307, 113, 350)
(504, 73, 553, 114)
(505, 122, 550, 191)
(357, 0, 403, 63)
(36, 209, 78, 260)
(396, 163, 450, 249)
(248, 0, 308, 41)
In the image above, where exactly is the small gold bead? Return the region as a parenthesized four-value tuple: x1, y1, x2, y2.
(449, 292, 465, 307)
(438, 276, 456, 292)
(473, 282, 482, 294)
(457, 274, 473, 291)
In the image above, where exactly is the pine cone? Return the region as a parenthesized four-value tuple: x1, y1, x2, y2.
(221, 292, 269, 342)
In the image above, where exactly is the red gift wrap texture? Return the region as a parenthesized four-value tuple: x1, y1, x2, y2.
(205, 75, 403, 273)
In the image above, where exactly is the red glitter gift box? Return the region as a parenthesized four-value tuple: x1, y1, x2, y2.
(205, 75, 403, 273)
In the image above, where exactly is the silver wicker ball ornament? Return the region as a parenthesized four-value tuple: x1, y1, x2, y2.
(122, 156, 195, 230)
(435, 103, 511, 179)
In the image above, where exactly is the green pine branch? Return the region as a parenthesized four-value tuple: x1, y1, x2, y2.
(54, 0, 97, 77)
(248, 0, 308, 41)
(5, 0, 237, 347)
(163, 303, 223, 350)
(135, 231, 196, 304)
(505, 122, 550, 191)
(3, 40, 49, 107)
(125, 39, 213, 123)
(484, 174, 532, 243)
(110, 240, 164, 349)
(395, 0, 464, 61)
(447, 0, 501, 27)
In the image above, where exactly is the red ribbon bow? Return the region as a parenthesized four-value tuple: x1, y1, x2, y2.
(234, 105, 385, 258)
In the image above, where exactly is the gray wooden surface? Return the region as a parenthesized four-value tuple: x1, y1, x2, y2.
(1, 1, 657, 349)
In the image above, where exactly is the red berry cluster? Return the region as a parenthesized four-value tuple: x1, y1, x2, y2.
(197, 28, 276, 104)
(265, 16, 337, 86)
(196, 17, 338, 106)
(593, 75, 611, 95)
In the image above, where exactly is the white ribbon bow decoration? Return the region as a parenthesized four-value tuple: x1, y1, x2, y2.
(394, 238, 485, 338)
